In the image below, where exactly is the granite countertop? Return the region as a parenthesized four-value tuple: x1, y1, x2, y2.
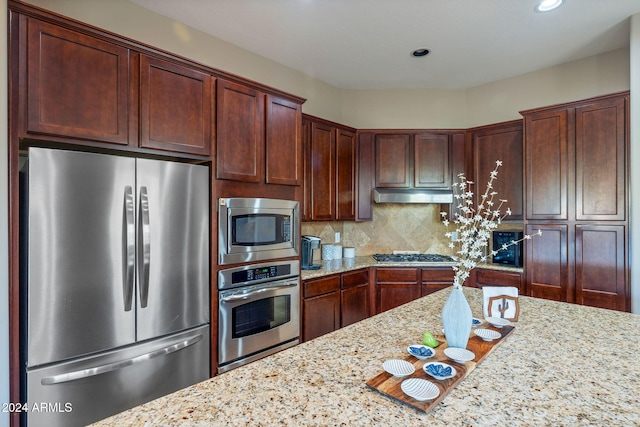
(301, 256, 522, 281)
(92, 288, 640, 426)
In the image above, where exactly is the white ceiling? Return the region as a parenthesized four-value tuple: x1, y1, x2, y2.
(129, 0, 640, 90)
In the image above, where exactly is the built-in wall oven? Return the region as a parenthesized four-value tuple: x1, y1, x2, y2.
(217, 260, 300, 373)
(218, 197, 299, 265)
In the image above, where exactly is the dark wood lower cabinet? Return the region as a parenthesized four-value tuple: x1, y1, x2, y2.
(575, 225, 627, 311)
(421, 268, 454, 295)
(469, 268, 523, 293)
(376, 268, 420, 313)
(526, 223, 570, 302)
(302, 275, 341, 342)
(340, 269, 370, 327)
(302, 268, 371, 341)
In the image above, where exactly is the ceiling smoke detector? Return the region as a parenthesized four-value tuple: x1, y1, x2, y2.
(411, 48, 430, 58)
(534, 0, 564, 13)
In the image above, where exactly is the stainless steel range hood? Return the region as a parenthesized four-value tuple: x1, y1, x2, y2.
(372, 188, 454, 204)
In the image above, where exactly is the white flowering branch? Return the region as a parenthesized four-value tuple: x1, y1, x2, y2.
(440, 160, 542, 290)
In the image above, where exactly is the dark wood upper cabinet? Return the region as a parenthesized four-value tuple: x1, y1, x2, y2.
(336, 128, 357, 220)
(216, 79, 264, 182)
(375, 132, 452, 189)
(139, 55, 213, 155)
(356, 132, 375, 222)
(524, 108, 570, 220)
(303, 115, 357, 221)
(575, 97, 626, 221)
(375, 134, 411, 188)
(308, 121, 336, 220)
(470, 120, 523, 220)
(414, 133, 451, 188)
(25, 18, 131, 145)
(265, 95, 303, 186)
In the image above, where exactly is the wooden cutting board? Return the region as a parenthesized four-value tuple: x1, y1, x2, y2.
(366, 325, 515, 413)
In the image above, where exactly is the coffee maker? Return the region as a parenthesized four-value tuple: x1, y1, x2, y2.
(301, 235, 322, 270)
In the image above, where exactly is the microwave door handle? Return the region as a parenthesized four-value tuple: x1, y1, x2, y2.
(138, 186, 151, 308)
(220, 282, 298, 302)
(122, 186, 135, 311)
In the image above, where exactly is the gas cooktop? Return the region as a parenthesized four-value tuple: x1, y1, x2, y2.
(372, 253, 455, 263)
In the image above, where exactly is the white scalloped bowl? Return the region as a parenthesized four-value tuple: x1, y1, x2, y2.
(485, 317, 512, 328)
(444, 347, 475, 363)
(401, 378, 440, 401)
(474, 328, 502, 341)
(382, 359, 415, 377)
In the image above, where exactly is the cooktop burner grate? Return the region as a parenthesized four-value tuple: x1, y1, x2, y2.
(372, 253, 454, 263)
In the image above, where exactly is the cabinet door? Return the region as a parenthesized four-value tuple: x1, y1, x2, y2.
(336, 128, 356, 220)
(421, 268, 455, 295)
(575, 98, 626, 221)
(375, 134, 411, 188)
(414, 134, 450, 188)
(341, 269, 370, 327)
(216, 79, 264, 182)
(575, 225, 627, 311)
(26, 18, 130, 145)
(140, 55, 213, 155)
(525, 223, 570, 302)
(376, 268, 420, 313)
(524, 109, 570, 220)
(309, 122, 336, 220)
(472, 268, 523, 293)
(265, 95, 302, 186)
(472, 121, 523, 219)
(303, 292, 340, 342)
(302, 118, 312, 221)
(356, 133, 375, 221)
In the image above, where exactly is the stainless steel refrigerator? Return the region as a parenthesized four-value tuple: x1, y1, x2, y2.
(20, 147, 211, 427)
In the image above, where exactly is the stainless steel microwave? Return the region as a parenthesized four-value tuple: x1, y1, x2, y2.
(218, 198, 300, 265)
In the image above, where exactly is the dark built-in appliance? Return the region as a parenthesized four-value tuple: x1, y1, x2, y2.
(492, 231, 523, 267)
(217, 260, 300, 373)
(301, 235, 322, 270)
(218, 197, 300, 265)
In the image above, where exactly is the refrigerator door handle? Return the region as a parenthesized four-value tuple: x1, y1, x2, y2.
(138, 186, 151, 308)
(40, 333, 203, 385)
(123, 186, 135, 311)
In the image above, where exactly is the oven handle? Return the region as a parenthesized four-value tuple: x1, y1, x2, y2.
(220, 282, 298, 302)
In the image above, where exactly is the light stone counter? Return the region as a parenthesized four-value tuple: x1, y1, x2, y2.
(301, 256, 521, 281)
(92, 288, 640, 426)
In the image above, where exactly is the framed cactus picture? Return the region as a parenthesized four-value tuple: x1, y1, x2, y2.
(487, 295, 520, 321)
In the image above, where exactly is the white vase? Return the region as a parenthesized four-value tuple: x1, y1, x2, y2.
(441, 285, 473, 349)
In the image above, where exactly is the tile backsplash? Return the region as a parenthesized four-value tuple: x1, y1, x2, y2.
(301, 204, 523, 261)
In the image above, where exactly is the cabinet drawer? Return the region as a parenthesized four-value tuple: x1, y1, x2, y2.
(376, 268, 419, 283)
(421, 268, 454, 282)
(303, 275, 340, 298)
(476, 268, 522, 288)
(341, 269, 369, 289)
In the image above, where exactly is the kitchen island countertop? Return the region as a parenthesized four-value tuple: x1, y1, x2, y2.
(92, 288, 640, 426)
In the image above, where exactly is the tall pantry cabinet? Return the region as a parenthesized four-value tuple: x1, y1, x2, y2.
(521, 92, 629, 312)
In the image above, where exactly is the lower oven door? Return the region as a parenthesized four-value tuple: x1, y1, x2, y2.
(218, 278, 300, 369)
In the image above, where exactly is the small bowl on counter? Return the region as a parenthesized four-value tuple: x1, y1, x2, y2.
(474, 328, 502, 341)
(423, 361, 457, 380)
(444, 347, 475, 363)
(382, 359, 415, 377)
(485, 317, 512, 329)
(407, 344, 436, 360)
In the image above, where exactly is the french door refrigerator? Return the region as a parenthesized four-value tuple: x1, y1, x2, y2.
(20, 147, 211, 427)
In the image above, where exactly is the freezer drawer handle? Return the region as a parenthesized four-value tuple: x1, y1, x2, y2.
(123, 186, 135, 311)
(40, 334, 203, 386)
(220, 282, 298, 302)
(139, 186, 151, 308)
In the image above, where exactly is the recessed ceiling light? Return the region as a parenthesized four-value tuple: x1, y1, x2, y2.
(411, 48, 430, 58)
(534, 0, 564, 12)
